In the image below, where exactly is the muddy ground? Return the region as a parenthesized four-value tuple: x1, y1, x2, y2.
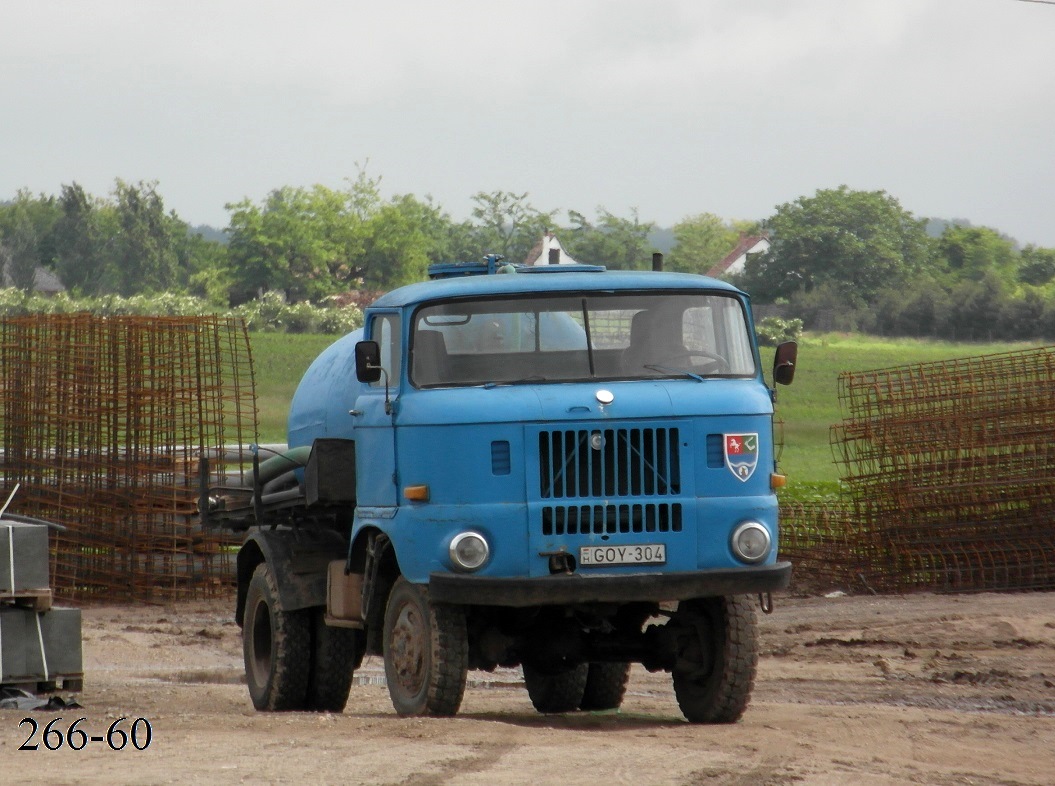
(2, 590, 1053, 785)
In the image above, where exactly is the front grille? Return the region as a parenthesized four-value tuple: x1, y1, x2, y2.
(538, 427, 681, 499)
(541, 503, 683, 535)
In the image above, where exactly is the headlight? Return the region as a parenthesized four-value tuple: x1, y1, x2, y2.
(449, 532, 490, 572)
(731, 521, 771, 564)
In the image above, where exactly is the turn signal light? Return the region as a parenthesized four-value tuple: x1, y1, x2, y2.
(403, 485, 430, 502)
(770, 473, 787, 490)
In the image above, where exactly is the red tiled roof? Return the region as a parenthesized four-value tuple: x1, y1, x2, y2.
(706, 234, 769, 278)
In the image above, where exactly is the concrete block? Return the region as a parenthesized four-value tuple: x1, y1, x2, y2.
(0, 606, 82, 684)
(0, 521, 50, 594)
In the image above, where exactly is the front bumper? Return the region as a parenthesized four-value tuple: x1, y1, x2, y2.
(428, 561, 791, 607)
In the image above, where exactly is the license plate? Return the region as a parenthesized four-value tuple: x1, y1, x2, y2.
(579, 543, 666, 567)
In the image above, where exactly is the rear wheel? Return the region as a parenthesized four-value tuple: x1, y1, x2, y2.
(306, 609, 362, 712)
(523, 662, 589, 714)
(579, 662, 631, 711)
(243, 563, 311, 711)
(671, 594, 758, 724)
(382, 577, 468, 716)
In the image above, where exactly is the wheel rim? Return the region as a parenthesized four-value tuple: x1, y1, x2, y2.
(249, 598, 274, 688)
(390, 599, 428, 698)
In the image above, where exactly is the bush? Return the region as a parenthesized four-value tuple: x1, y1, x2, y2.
(756, 316, 803, 346)
(0, 287, 363, 334)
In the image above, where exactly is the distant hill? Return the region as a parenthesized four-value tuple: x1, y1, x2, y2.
(924, 217, 1020, 248)
(924, 217, 975, 238)
(189, 224, 228, 244)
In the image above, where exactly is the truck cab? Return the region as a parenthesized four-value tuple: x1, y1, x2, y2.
(218, 258, 796, 722)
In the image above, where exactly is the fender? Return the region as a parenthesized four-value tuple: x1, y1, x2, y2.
(235, 527, 348, 626)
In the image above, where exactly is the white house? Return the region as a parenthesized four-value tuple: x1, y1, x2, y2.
(522, 233, 580, 266)
(706, 233, 770, 279)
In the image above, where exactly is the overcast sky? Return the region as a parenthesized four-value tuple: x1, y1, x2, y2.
(3, 1, 1054, 246)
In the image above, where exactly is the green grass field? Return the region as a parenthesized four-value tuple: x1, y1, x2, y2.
(251, 332, 1041, 495)
(252, 333, 339, 443)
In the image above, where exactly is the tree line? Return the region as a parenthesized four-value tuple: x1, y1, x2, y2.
(2, 175, 1054, 341)
(734, 186, 1055, 342)
(0, 172, 744, 306)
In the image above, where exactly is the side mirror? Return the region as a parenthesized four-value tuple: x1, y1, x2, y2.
(354, 341, 382, 383)
(773, 341, 797, 386)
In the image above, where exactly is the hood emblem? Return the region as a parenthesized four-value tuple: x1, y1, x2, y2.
(725, 433, 759, 482)
(596, 389, 614, 405)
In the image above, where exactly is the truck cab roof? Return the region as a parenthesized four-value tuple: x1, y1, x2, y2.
(368, 269, 746, 311)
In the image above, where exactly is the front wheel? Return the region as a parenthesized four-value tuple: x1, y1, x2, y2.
(671, 594, 758, 724)
(382, 577, 468, 716)
(243, 562, 311, 711)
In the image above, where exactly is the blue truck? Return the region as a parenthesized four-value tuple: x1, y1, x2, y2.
(203, 255, 797, 723)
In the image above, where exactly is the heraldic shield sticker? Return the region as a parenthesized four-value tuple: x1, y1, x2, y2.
(724, 433, 759, 482)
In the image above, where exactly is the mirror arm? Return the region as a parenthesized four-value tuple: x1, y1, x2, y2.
(369, 364, 392, 415)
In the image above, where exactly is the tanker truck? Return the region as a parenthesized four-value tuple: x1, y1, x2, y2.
(201, 254, 797, 723)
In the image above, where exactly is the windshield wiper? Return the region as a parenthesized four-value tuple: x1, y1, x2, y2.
(643, 365, 705, 383)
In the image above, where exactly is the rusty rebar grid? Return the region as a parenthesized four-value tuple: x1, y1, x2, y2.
(822, 345, 1055, 593)
(778, 500, 866, 590)
(0, 315, 256, 603)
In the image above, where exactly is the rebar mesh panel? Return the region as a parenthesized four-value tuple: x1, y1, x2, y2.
(825, 345, 1055, 593)
(0, 315, 256, 602)
(778, 500, 865, 588)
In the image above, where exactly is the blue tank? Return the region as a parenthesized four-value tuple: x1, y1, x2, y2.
(287, 328, 367, 450)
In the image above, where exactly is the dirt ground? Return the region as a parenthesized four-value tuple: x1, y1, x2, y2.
(2, 589, 1053, 786)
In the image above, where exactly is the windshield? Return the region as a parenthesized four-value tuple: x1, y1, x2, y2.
(410, 292, 756, 388)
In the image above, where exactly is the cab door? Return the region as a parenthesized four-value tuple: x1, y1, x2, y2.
(353, 311, 403, 508)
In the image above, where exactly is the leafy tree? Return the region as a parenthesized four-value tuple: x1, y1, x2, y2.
(786, 281, 869, 333)
(182, 228, 232, 305)
(346, 165, 382, 223)
(224, 172, 444, 303)
(1041, 297, 1055, 341)
(53, 182, 107, 294)
(442, 218, 483, 264)
(110, 180, 182, 295)
(1018, 245, 1055, 286)
(666, 213, 748, 275)
(470, 191, 556, 264)
(935, 225, 1017, 287)
(360, 195, 448, 290)
(999, 288, 1047, 339)
(742, 186, 932, 302)
(562, 207, 655, 270)
(942, 272, 1008, 341)
(0, 190, 60, 265)
(225, 185, 357, 304)
(3, 202, 41, 291)
(871, 276, 952, 337)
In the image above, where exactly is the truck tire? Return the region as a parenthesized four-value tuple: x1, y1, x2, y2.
(306, 609, 362, 712)
(579, 662, 632, 711)
(671, 594, 757, 724)
(382, 577, 468, 717)
(522, 662, 588, 714)
(243, 562, 311, 711)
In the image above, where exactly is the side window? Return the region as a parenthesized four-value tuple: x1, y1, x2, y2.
(369, 314, 402, 389)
